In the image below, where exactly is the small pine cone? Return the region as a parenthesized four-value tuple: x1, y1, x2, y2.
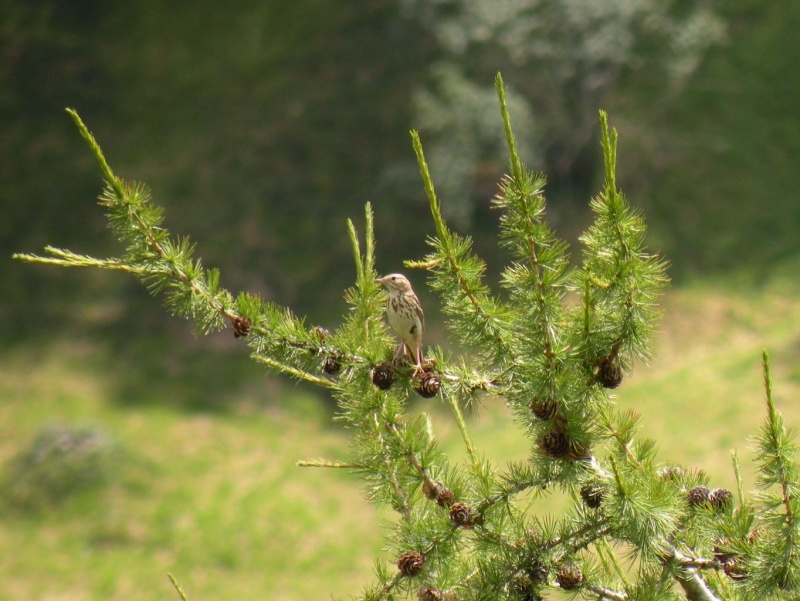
(371, 363, 396, 390)
(415, 371, 441, 398)
(580, 484, 604, 509)
(748, 528, 760, 544)
(436, 487, 455, 508)
(312, 326, 330, 341)
(398, 551, 425, 577)
(709, 488, 733, 510)
(539, 429, 570, 459)
(687, 485, 710, 507)
(322, 353, 342, 375)
(232, 316, 252, 338)
(556, 564, 584, 591)
(596, 357, 623, 389)
(449, 502, 474, 527)
(418, 587, 444, 601)
(531, 398, 558, 421)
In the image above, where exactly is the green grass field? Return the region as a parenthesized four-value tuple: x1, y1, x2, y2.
(2, 276, 800, 600)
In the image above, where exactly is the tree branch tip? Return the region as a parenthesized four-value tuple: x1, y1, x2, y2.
(297, 459, 359, 468)
(167, 573, 189, 601)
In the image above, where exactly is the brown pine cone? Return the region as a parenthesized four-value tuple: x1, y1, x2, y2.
(556, 564, 584, 590)
(415, 371, 441, 398)
(530, 398, 558, 421)
(398, 551, 425, 577)
(418, 587, 444, 601)
(596, 356, 623, 389)
(322, 354, 342, 374)
(580, 484, 604, 509)
(709, 488, 733, 510)
(566, 439, 591, 461)
(435, 487, 455, 508)
(539, 429, 569, 458)
(371, 362, 396, 390)
(539, 427, 590, 461)
(687, 485, 710, 507)
(312, 326, 330, 341)
(449, 502, 474, 527)
(232, 316, 252, 338)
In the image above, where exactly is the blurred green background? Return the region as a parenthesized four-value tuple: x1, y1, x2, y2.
(3, 1, 800, 599)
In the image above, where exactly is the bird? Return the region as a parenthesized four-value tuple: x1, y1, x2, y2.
(376, 273, 425, 375)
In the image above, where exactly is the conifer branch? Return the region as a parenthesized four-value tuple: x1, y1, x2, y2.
(476, 478, 535, 513)
(586, 584, 627, 601)
(577, 111, 668, 372)
(445, 392, 478, 469)
(494, 75, 568, 367)
(13, 247, 146, 273)
(388, 459, 412, 520)
(732, 450, 746, 505)
(595, 538, 630, 588)
(748, 350, 800, 594)
(410, 130, 513, 363)
(377, 452, 412, 519)
(545, 516, 614, 554)
(495, 73, 523, 183)
(167, 573, 189, 601)
(250, 354, 335, 388)
(667, 548, 722, 601)
(66, 108, 121, 197)
(402, 445, 435, 491)
(296, 459, 361, 468)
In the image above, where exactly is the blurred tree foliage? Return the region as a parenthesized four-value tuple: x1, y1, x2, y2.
(618, 0, 800, 278)
(2, 0, 436, 339)
(3, 0, 799, 348)
(403, 0, 726, 231)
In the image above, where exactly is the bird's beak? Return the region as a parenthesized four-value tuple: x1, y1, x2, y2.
(375, 275, 388, 285)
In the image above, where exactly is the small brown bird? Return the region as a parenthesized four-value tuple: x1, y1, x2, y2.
(376, 273, 425, 374)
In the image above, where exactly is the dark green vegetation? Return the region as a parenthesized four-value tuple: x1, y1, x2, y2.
(3, 2, 800, 338)
(619, 1, 800, 278)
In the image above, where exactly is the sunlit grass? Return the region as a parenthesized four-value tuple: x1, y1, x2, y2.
(0, 344, 382, 601)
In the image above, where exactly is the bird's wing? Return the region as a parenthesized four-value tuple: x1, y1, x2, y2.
(414, 295, 425, 334)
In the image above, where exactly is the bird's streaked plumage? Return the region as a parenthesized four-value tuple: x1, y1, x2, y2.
(376, 273, 425, 374)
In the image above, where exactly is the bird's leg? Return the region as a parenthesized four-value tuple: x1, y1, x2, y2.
(393, 342, 424, 375)
(411, 343, 425, 377)
(393, 342, 408, 365)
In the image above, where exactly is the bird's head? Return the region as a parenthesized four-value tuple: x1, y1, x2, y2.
(376, 273, 414, 294)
